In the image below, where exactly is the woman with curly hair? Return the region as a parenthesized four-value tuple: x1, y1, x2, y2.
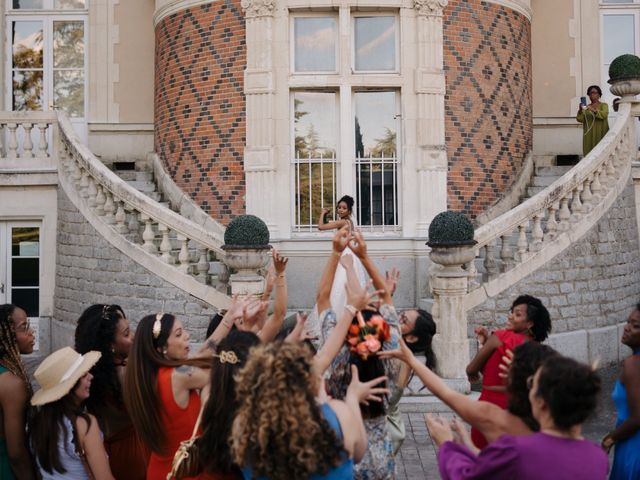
(231, 341, 387, 480)
(0, 304, 37, 479)
(465, 294, 552, 448)
(74, 304, 149, 479)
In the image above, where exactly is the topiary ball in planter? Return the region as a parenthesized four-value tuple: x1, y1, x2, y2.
(609, 54, 640, 82)
(427, 211, 476, 247)
(223, 214, 270, 248)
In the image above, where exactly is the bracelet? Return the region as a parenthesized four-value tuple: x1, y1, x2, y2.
(344, 304, 357, 317)
(277, 274, 286, 278)
(222, 320, 233, 329)
(332, 251, 342, 258)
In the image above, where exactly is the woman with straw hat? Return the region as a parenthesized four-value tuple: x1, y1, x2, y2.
(30, 346, 115, 480)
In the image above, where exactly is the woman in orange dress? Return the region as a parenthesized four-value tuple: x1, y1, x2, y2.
(465, 295, 551, 449)
(75, 304, 149, 480)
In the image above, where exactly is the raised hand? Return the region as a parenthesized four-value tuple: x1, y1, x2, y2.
(346, 364, 389, 406)
(425, 414, 454, 447)
(474, 326, 489, 347)
(332, 225, 351, 254)
(236, 297, 269, 331)
(450, 417, 478, 453)
(377, 337, 416, 365)
(348, 230, 368, 259)
(272, 248, 289, 275)
(385, 268, 400, 297)
(285, 312, 316, 344)
(498, 348, 514, 381)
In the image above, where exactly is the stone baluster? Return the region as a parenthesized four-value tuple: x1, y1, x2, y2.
(484, 241, 499, 279)
(570, 186, 583, 222)
(516, 222, 528, 261)
(531, 213, 544, 251)
(36, 123, 48, 157)
(140, 214, 157, 253)
(94, 185, 106, 216)
(22, 123, 34, 158)
(197, 246, 210, 284)
(158, 224, 174, 264)
(605, 159, 616, 186)
(103, 191, 116, 224)
(72, 161, 82, 187)
(115, 201, 128, 233)
(500, 233, 515, 272)
(177, 234, 191, 274)
(127, 209, 141, 242)
(79, 170, 90, 199)
(87, 178, 97, 207)
(558, 196, 571, 231)
(465, 250, 479, 290)
(581, 177, 593, 212)
(6, 123, 18, 159)
(546, 203, 558, 240)
(591, 170, 602, 201)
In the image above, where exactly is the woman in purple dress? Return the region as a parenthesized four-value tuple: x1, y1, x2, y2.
(427, 355, 608, 480)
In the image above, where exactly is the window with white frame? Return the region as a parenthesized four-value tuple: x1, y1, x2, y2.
(291, 10, 401, 233)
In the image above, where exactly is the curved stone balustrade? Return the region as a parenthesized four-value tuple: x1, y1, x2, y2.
(0, 112, 58, 170)
(466, 102, 635, 310)
(56, 113, 232, 310)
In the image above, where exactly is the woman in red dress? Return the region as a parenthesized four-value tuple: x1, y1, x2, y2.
(466, 295, 551, 449)
(124, 309, 244, 480)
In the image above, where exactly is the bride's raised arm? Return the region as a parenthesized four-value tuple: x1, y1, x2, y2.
(316, 225, 351, 312)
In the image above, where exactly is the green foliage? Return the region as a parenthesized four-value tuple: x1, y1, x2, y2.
(427, 211, 475, 245)
(224, 215, 270, 246)
(609, 54, 640, 81)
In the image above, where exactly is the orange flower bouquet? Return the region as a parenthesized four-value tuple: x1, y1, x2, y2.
(346, 312, 392, 360)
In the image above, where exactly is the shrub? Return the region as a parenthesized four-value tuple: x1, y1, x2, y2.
(427, 211, 475, 246)
(223, 214, 270, 247)
(609, 54, 640, 81)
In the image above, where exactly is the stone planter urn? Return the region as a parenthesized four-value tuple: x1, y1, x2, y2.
(608, 54, 640, 101)
(221, 214, 272, 296)
(427, 211, 477, 277)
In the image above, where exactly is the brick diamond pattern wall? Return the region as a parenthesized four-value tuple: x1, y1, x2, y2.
(443, 0, 532, 217)
(155, 1, 246, 224)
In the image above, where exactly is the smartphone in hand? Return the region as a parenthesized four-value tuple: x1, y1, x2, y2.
(580, 96, 587, 107)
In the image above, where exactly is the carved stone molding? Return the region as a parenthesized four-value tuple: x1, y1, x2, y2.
(414, 0, 448, 17)
(241, 0, 275, 18)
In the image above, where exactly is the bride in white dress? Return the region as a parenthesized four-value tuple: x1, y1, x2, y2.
(308, 195, 367, 345)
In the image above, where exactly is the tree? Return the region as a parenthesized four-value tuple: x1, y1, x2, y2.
(371, 127, 396, 158)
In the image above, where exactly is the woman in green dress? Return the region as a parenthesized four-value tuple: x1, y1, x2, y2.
(576, 85, 609, 156)
(0, 304, 37, 479)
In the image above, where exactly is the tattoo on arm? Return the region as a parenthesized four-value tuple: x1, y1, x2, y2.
(206, 339, 217, 352)
(176, 365, 194, 376)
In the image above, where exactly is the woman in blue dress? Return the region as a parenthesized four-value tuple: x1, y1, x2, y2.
(602, 304, 640, 479)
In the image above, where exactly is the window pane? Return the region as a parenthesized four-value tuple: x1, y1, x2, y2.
(12, 0, 44, 8)
(293, 92, 336, 158)
(55, 0, 86, 7)
(356, 163, 398, 226)
(54, 21, 84, 68)
(11, 289, 39, 317)
(295, 162, 336, 227)
(354, 16, 396, 71)
(603, 15, 635, 65)
(12, 227, 39, 256)
(601, 0, 634, 3)
(354, 91, 397, 157)
(54, 70, 84, 117)
(13, 21, 43, 68)
(294, 17, 337, 72)
(12, 259, 39, 286)
(13, 71, 43, 111)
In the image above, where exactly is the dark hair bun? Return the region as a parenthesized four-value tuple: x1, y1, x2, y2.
(338, 195, 354, 211)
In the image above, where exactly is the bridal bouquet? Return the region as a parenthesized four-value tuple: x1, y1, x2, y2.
(347, 312, 391, 360)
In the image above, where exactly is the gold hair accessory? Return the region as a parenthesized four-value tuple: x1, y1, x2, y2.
(213, 350, 239, 365)
(153, 313, 163, 339)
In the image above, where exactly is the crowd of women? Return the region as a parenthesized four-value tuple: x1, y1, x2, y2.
(0, 198, 639, 479)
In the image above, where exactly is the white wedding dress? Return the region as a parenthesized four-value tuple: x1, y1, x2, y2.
(307, 217, 367, 347)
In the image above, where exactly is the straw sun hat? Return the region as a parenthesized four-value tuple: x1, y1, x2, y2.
(31, 347, 101, 407)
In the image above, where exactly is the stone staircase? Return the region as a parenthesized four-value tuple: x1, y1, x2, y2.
(526, 165, 573, 198)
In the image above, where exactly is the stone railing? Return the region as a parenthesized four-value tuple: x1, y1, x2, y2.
(56, 114, 232, 309)
(428, 101, 636, 388)
(0, 112, 58, 170)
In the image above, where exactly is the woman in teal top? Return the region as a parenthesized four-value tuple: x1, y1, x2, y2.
(602, 305, 640, 479)
(0, 304, 37, 479)
(576, 85, 609, 156)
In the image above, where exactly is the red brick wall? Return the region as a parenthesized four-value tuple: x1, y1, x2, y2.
(155, 1, 246, 223)
(443, 0, 532, 218)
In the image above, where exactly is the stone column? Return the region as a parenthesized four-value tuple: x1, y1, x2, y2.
(241, 0, 279, 237)
(429, 243, 474, 393)
(414, 0, 448, 236)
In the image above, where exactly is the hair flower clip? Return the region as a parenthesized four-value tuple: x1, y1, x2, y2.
(153, 313, 163, 339)
(214, 350, 239, 365)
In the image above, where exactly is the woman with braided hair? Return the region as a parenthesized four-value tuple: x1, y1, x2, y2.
(75, 304, 149, 479)
(0, 304, 37, 479)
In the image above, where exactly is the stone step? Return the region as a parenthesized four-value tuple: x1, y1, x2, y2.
(534, 165, 572, 177)
(126, 180, 157, 193)
(113, 169, 137, 181)
(526, 185, 545, 198)
(531, 175, 560, 187)
(135, 170, 154, 182)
